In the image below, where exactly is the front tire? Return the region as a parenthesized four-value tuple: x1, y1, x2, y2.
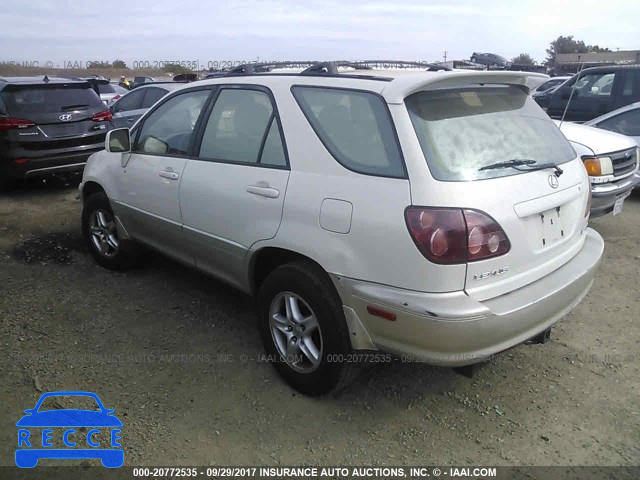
(257, 261, 358, 396)
(82, 192, 139, 270)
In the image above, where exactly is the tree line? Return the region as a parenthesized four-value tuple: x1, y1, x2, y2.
(510, 35, 612, 66)
(86, 59, 192, 74)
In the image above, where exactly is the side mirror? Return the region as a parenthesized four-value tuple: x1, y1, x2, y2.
(106, 128, 131, 153)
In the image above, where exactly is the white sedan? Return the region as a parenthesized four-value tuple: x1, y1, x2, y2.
(585, 102, 640, 146)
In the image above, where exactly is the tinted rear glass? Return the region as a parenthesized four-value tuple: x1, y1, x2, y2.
(405, 85, 576, 181)
(97, 83, 116, 94)
(1, 84, 103, 116)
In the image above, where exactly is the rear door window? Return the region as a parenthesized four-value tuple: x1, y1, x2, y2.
(0, 84, 103, 115)
(406, 85, 576, 181)
(198, 88, 286, 166)
(141, 88, 168, 108)
(292, 86, 405, 178)
(620, 70, 640, 99)
(112, 89, 144, 112)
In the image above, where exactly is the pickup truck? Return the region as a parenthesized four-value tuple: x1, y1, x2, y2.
(557, 120, 640, 217)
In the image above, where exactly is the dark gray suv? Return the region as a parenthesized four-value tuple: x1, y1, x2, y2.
(0, 76, 112, 191)
(470, 52, 509, 67)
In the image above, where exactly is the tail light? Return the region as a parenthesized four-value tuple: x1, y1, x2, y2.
(111, 95, 122, 103)
(92, 110, 113, 122)
(0, 117, 35, 131)
(405, 207, 510, 264)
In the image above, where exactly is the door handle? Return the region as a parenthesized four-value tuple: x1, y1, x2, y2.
(126, 118, 135, 123)
(159, 170, 179, 180)
(246, 185, 280, 198)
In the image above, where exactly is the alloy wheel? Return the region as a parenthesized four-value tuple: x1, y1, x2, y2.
(269, 292, 323, 373)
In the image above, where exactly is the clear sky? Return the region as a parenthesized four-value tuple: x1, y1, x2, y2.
(1, 0, 638, 68)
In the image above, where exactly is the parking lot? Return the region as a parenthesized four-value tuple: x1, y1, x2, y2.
(0, 176, 638, 467)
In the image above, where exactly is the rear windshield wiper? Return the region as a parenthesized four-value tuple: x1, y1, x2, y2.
(60, 104, 90, 111)
(479, 159, 563, 177)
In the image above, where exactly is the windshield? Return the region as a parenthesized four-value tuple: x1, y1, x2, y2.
(405, 85, 576, 181)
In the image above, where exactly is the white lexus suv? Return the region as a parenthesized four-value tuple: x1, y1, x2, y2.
(80, 62, 604, 395)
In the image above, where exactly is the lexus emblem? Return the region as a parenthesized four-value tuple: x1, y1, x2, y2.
(59, 114, 72, 121)
(548, 174, 559, 189)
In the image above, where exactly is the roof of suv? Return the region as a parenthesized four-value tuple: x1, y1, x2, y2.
(196, 68, 549, 104)
(0, 76, 89, 86)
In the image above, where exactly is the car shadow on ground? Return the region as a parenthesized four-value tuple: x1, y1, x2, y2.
(5, 173, 82, 198)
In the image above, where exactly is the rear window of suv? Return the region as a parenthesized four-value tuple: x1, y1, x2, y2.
(292, 86, 405, 178)
(1, 83, 103, 116)
(405, 85, 576, 181)
(97, 82, 116, 94)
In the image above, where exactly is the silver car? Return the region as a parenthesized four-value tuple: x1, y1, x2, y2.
(80, 65, 604, 395)
(110, 83, 181, 129)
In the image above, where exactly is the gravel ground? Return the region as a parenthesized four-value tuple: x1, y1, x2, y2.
(1, 176, 639, 470)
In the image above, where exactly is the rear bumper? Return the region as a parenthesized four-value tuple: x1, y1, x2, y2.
(590, 172, 640, 217)
(2, 148, 101, 179)
(332, 228, 604, 366)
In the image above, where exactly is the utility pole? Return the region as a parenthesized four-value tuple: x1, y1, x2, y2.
(443, 51, 448, 62)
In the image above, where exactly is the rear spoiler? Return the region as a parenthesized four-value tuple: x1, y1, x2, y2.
(382, 71, 550, 104)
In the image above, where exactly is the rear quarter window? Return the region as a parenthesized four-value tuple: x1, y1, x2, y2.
(292, 86, 406, 178)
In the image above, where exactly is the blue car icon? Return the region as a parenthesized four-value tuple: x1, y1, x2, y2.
(16, 391, 123, 468)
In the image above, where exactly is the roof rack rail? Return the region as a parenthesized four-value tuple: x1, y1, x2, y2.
(225, 61, 374, 76)
(300, 61, 373, 75)
(219, 59, 449, 79)
(350, 60, 452, 71)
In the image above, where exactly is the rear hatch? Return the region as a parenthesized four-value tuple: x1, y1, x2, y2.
(404, 82, 590, 302)
(1, 82, 111, 153)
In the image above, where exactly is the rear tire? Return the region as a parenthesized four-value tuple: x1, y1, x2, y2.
(82, 192, 139, 271)
(257, 261, 358, 396)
